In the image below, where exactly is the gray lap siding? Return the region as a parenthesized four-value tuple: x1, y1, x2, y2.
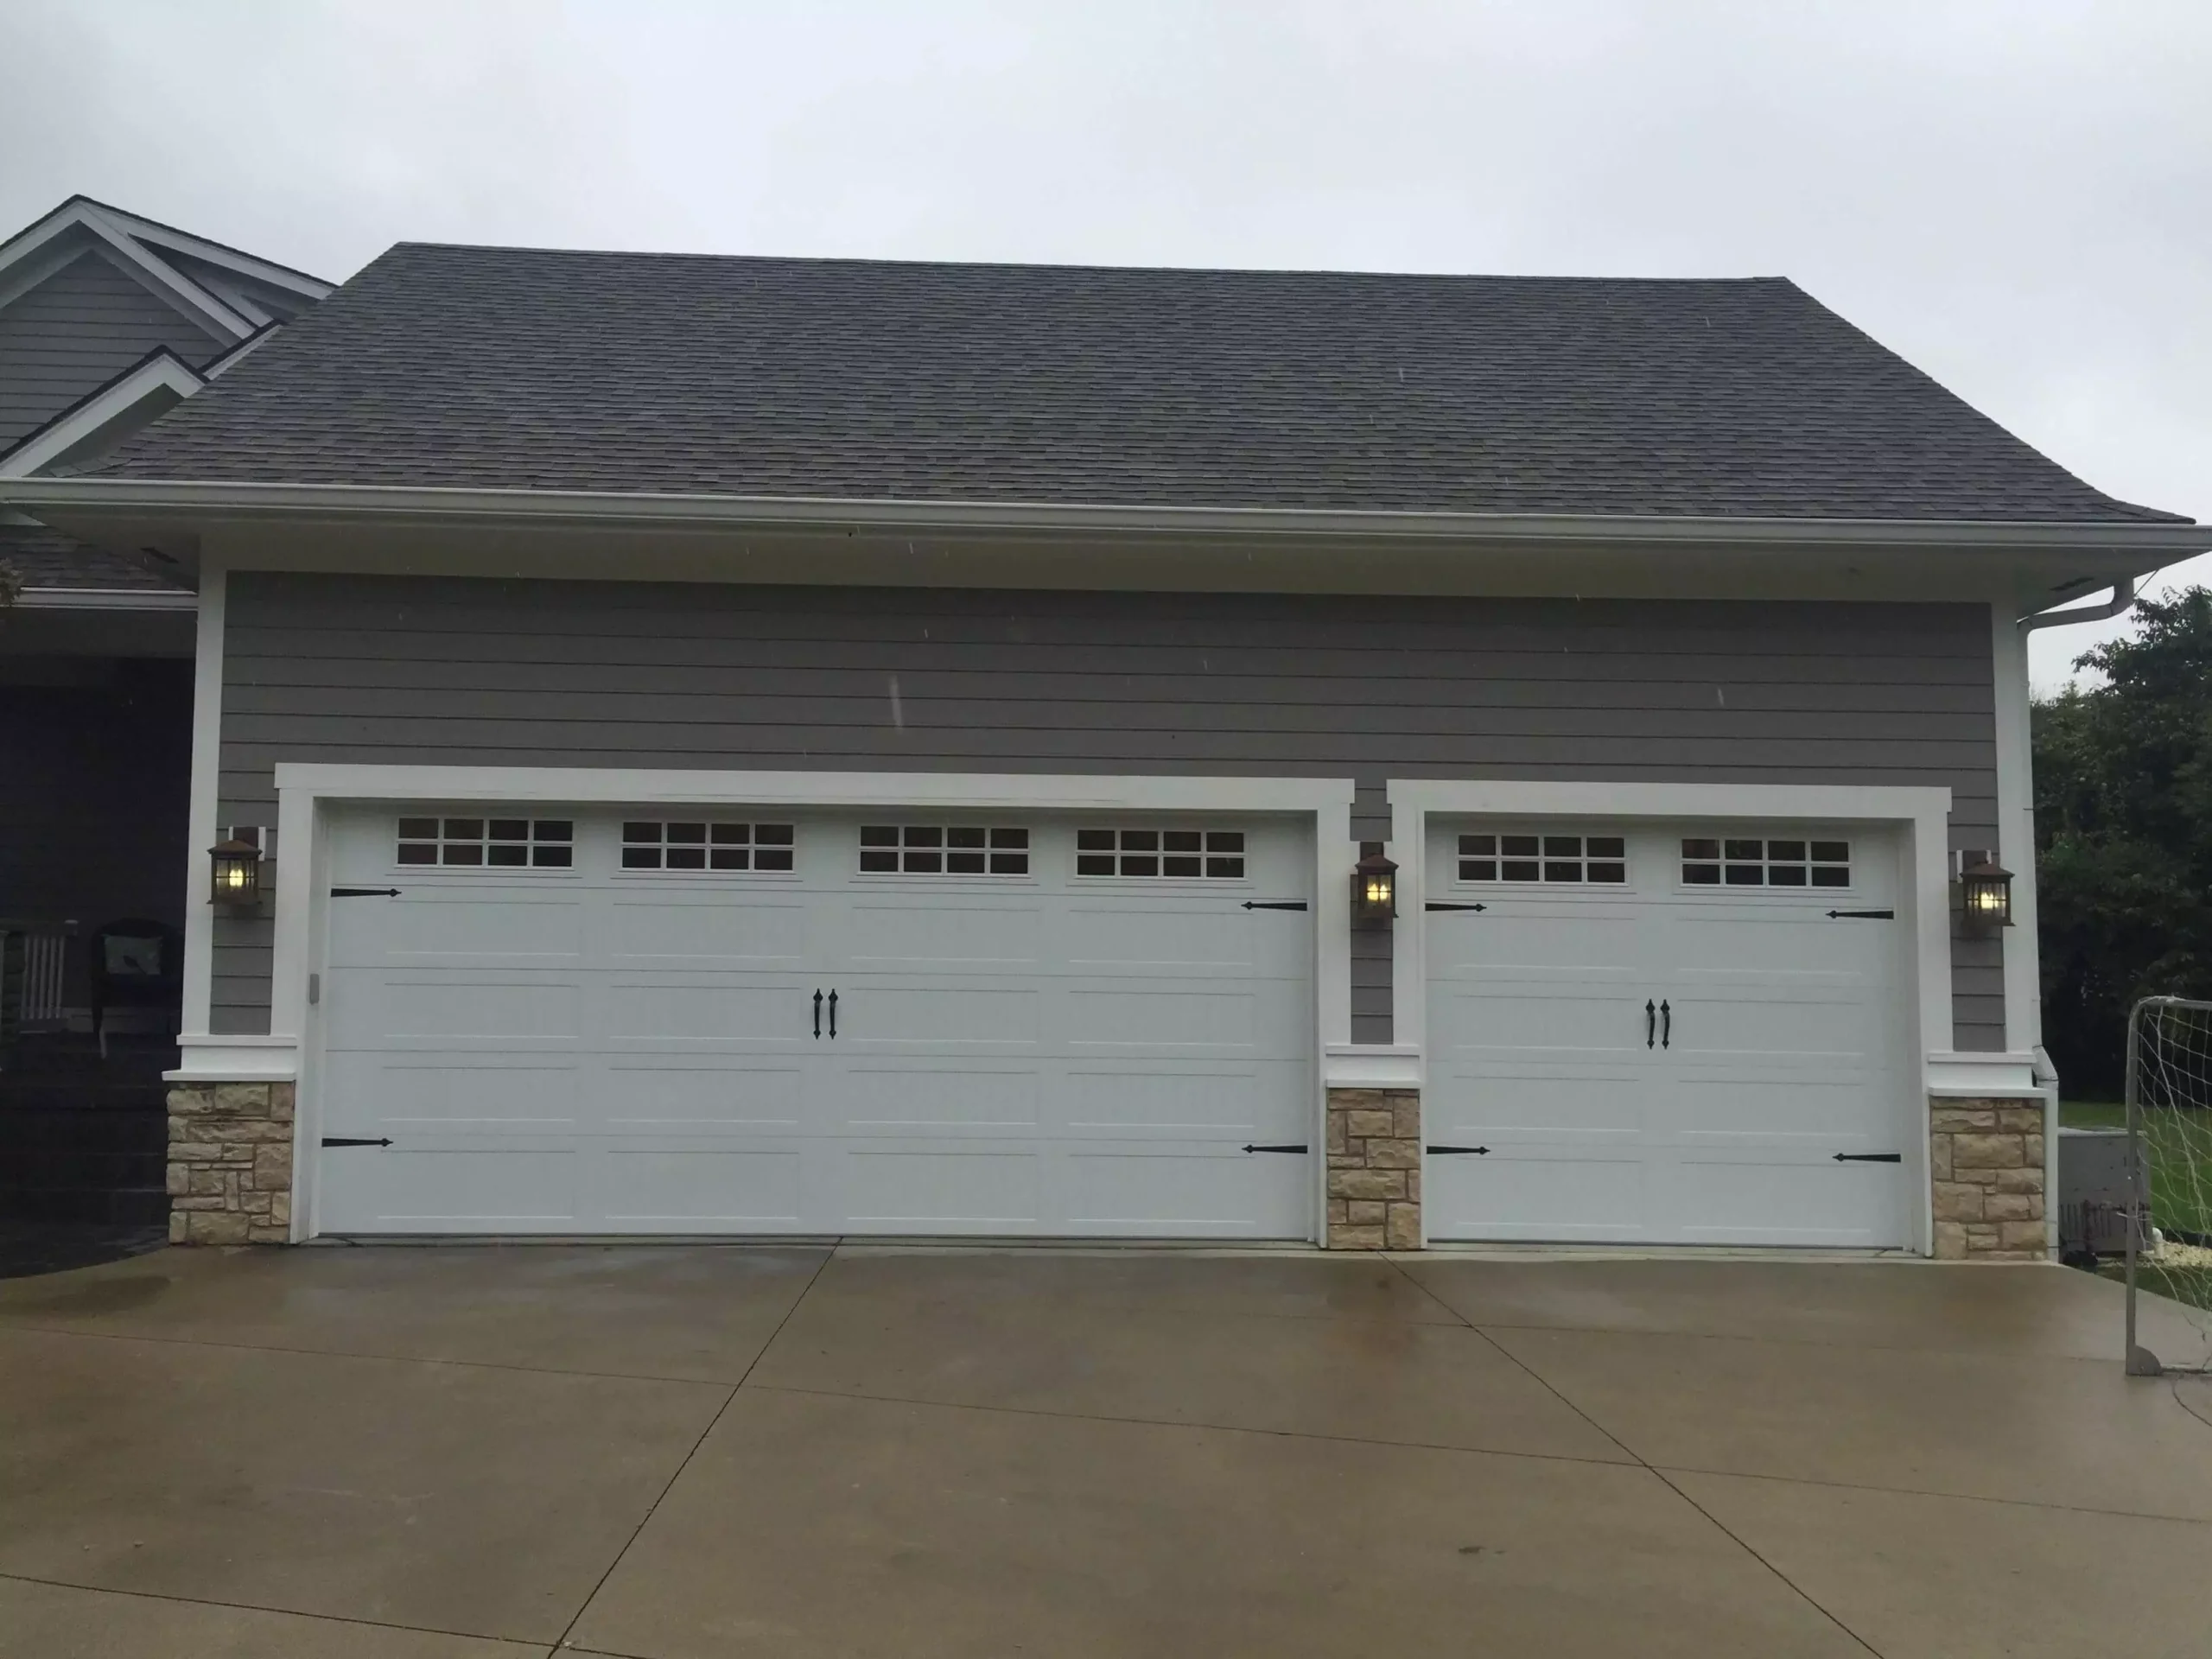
(213, 573, 2000, 1046)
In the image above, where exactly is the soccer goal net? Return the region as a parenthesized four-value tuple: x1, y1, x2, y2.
(2124, 996, 2212, 1376)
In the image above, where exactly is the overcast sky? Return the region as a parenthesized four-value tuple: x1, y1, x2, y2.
(3, 0, 2202, 690)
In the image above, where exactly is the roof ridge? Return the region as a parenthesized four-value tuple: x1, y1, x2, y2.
(380, 239, 1797, 286)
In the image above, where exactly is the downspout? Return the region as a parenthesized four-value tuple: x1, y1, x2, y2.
(2020, 576, 2139, 632)
(2017, 575, 2140, 1253)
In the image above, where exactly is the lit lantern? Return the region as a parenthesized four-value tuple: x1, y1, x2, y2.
(1959, 854, 2013, 931)
(1351, 842, 1398, 928)
(208, 837, 264, 907)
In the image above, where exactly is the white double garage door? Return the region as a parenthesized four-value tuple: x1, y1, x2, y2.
(315, 802, 1913, 1246)
(316, 806, 1319, 1236)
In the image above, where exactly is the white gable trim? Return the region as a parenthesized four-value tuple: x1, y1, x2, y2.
(86, 202, 333, 302)
(0, 200, 332, 344)
(0, 350, 206, 479)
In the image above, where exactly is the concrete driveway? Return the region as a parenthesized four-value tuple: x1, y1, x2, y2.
(0, 1246, 2208, 1658)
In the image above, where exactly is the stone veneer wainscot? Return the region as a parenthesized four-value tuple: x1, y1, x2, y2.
(1325, 1087, 1421, 1249)
(1929, 1096, 2047, 1261)
(167, 1081, 295, 1244)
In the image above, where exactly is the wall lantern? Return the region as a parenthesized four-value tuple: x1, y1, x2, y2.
(208, 837, 264, 908)
(1958, 852, 2013, 932)
(1351, 842, 1398, 928)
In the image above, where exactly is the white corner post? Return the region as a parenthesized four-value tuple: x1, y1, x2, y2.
(1992, 603, 2060, 1251)
(176, 563, 225, 1041)
(1990, 606, 2042, 1058)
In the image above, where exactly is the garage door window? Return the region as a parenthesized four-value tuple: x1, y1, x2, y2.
(621, 822, 795, 872)
(860, 825, 1029, 875)
(1076, 828, 1246, 879)
(1681, 836, 1850, 887)
(397, 817, 573, 868)
(1458, 833, 1626, 884)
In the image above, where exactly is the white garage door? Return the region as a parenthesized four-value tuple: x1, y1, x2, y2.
(312, 806, 1315, 1237)
(1424, 821, 1911, 1247)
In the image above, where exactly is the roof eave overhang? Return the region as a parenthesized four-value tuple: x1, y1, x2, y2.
(2, 476, 2204, 559)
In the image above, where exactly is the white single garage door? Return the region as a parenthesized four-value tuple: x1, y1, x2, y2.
(1424, 820, 1912, 1247)
(313, 806, 1314, 1237)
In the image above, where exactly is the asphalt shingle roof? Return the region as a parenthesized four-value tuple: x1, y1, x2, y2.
(86, 244, 2183, 524)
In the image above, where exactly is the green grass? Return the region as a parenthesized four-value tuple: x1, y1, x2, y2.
(2059, 1099, 2212, 1237)
(2063, 1099, 2212, 1310)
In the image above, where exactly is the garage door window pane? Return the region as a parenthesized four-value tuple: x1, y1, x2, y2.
(861, 826, 1029, 875)
(1073, 827, 1247, 879)
(1459, 830, 1624, 884)
(623, 821, 795, 873)
(399, 817, 575, 871)
(1681, 836, 1850, 888)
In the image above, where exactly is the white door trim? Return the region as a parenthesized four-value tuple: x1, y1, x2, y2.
(242, 764, 1357, 1242)
(1388, 778, 1954, 1255)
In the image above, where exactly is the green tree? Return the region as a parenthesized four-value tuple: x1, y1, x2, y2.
(2035, 588, 2212, 1094)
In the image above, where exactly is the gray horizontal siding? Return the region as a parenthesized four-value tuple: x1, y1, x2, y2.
(214, 575, 2000, 1049)
(0, 250, 226, 449)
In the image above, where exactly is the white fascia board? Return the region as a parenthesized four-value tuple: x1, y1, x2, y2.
(13, 588, 195, 612)
(0, 353, 205, 479)
(3, 476, 2207, 556)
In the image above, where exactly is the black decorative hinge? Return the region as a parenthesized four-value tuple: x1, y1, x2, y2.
(1833, 1152, 1903, 1163)
(1427, 1144, 1491, 1155)
(1243, 1142, 1309, 1154)
(331, 887, 402, 898)
(1826, 909, 1894, 920)
(320, 1136, 392, 1148)
(1427, 902, 1488, 912)
(1243, 900, 1309, 911)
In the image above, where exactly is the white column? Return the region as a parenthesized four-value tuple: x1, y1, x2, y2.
(177, 563, 226, 1039)
(1989, 602, 2041, 1054)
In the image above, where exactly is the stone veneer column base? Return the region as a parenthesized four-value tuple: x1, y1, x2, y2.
(167, 1082, 296, 1244)
(1325, 1087, 1421, 1249)
(1930, 1096, 2047, 1262)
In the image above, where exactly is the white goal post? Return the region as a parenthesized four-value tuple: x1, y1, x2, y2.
(2124, 995, 2212, 1377)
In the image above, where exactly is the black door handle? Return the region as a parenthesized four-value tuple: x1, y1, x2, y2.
(828, 988, 838, 1039)
(1427, 1144, 1491, 1155)
(1834, 1152, 1903, 1163)
(1646, 999, 1656, 1049)
(1661, 999, 1671, 1049)
(1243, 1143, 1308, 1154)
(813, 989, 823, 1039)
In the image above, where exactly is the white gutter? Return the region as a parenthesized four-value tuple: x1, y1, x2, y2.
(2020, 576, 2140, 631)
(2, 475, 2207, 553)
(10, 587, 196, 612)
